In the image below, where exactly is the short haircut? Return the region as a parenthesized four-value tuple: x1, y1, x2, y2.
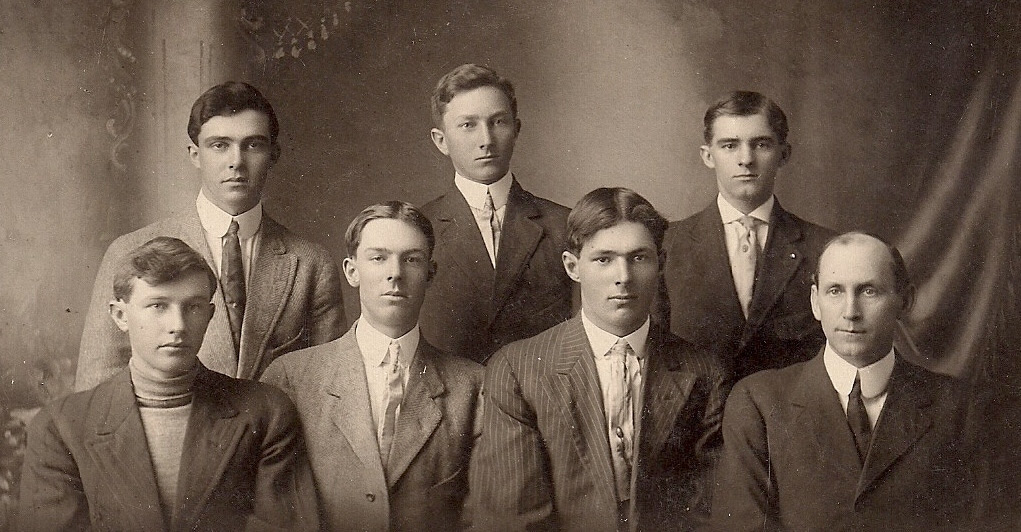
(113, 237, 217, 302)
(187, 81, 279, 145)
(431, 63, 517, 128)
(703, 90, 789, 145)
(345, 201, 435, 259)
(566, 187, 668, 256)
(813, 231, 912, 296)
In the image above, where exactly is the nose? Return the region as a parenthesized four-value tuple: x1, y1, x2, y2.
(738, 143, 754, 166)
(841, 293, 862, 321)
(385, 258, 403, 282)
(477, 123, 494, 149)
(227, 144, 243, 169)
(164, 305, 187, 333)
(614, 258, 632, 286)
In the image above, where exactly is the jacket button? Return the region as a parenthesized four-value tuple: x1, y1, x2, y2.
(366, 493, 375, 502)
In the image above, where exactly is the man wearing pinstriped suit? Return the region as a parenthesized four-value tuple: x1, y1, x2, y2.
(468, 188, 729, 531)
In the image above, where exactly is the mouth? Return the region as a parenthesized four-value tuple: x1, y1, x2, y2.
(476, 154, 499, 162)
(223, 176, 249, 184)
(159, 343, 191, 350)
(609, 294, 637, 302)
(382, 290, 408, 299)
(734, 174, 758, 179)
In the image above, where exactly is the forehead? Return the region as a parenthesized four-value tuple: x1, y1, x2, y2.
(817, 238, 896, 286)
(582, 221, 656, 253)
(443, 86, 513, 119)
(128, 270, 213, 301)
(197, 109, 271, 140)
(357, 218, 428, 252)
(709, 112, 776, 142)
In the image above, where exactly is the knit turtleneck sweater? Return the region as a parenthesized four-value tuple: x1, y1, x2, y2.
(129, 356, 199, 525)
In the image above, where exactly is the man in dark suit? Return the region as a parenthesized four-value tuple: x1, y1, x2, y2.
(711, 232, 973, 530)
(76, 81, 344, 391)
(469, 188, 729, 531)
(262, 201, 482, 531)
(661, 91, 834, 382)
(421, 63, 573, 364)
(20, 237, 318, 531)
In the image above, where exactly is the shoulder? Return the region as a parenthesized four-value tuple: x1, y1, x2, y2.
(731, 359, 808, 404)
(422, 341, 484, 388)
(774, 205, 836, 248)
(490, 320, 574, 370)
(263, 335, 346, 384)
(653, 328, 727, 381)
(515, 185, 570, 221)
(895, 357, 964, 402)
(202, 368, 298, 418)
(103, 216, 190, 256)
(421, 190, 457, 219)
(262, 214, 336, 265)
(664, 204, 715, 247)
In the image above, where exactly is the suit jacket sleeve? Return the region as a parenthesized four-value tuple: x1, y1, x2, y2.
(75, 239, 131, 392)
(467, 352, 555, 531)
(303, 250, 345, 348)
(710, 380, 778, 532)
(245, 387, 320, 532)
(18, 405, 89, 532)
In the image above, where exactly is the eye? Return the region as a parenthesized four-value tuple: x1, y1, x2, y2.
(755, 140, 774, 149)
(862, 287, 879, 297)
(459, 121, 474, 129)
(245, 139, 269, 151)
(209, 141, 227, 150)
(721, 142, 736, 150)
(369, 255, 384, 262)
(595, 256, 611, 264)
(632, 254, 647, 262)
(826, 287, 841, 296)
(148, 302, 167, 310)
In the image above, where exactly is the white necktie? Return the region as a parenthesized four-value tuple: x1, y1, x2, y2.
(735, 215, 760, 318)
(605, 338, 634, 501)
(379, 340, 404, 465)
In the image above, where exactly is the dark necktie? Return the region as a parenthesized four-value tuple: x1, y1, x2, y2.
(847, 373, 872, 463)
(222, 219, 245, 353)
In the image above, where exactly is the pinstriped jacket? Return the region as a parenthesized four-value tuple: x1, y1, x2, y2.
(468, 316, 730, 531)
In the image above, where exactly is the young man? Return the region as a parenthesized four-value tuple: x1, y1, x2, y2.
(469, 188, 728, 530)
(76, 81, 344, 391)
(660, 91, 834, 382)
(261, 201, 482, 531)
(421, 63, 574, 363)
(711, 232, 973, 530)
(19, 237, 318, 531)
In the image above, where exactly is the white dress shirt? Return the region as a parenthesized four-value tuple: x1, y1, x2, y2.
(355, 318, 419, 442)
(823, 344, 895, 429)
(454, 171, 512, 267)
(196, 190, 262, 284)
(717, 193, 772, 258)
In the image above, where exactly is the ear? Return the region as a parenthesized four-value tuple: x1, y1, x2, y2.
(430, 127, 450, 156)
(699, 145, 715, 169)
(109, 300, 130, 332)
(342, 257, 360, 288)
(427, 260, 438, 283)
(778, 143, 792, 167)
(899, 284, 916, 317)
(188, 143, 201, 169)
(810, 284, 821, 321)
(514, 118, 522, 137)
(269, 143, 282, 167)
(562, 251, 581, 283)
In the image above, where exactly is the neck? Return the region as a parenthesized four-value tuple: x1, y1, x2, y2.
(361, 313, 416, 340)
(129, 357, 198, 406)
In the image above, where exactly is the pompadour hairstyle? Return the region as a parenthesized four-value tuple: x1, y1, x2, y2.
(112, 237, 217, 302)
(703, 90, 789, 145)
(566, 187, 668, 256)
(430, 63, 517, 128)
(187, 81, 280, 145)
(813, 231, 913, 296)
(345, 200, 436, 259)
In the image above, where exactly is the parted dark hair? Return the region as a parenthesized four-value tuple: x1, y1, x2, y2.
(187, 81, 279, 145)
(345, 201, 436, 259)
(566, 187, 668, 256)
(431, 63, 517, 128)
(113, 237, 217, 302)
(813, 231, 913, 296)
(703, 90, 789, 145)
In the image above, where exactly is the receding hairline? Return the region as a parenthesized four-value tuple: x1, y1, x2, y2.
(815, 232, 907, 291)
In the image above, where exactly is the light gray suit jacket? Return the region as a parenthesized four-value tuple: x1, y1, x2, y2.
(261, 324, 483, 531)
(76, 209, 345, 391)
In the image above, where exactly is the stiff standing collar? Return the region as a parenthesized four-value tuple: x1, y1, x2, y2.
(454, 171, 513, 211)
(823, 343, 896, 400)
(355, 318, 420, 369)
(196, 189, 262, 239)
(717, 193, 774, 225)
(580, 310, 650, 360)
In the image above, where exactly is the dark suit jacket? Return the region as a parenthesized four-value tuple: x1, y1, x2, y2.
(711, 351, 973, 531)
(468, 317, 729, 531)
(19, 364, 319, 532)
(75, 209, 345, 391)
(660, 200, 834, 382)
(260, 325, 483, 532)
(420, 179, 573, 363)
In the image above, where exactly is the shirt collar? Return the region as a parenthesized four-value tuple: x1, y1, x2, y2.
(454, 171, 513, 211)
(823, 343, 896, 400)
(716, 193, 774, 225)
(196, 190, 262, 240)
(355, 317, 420, 369)
(580, 310, 650, 360)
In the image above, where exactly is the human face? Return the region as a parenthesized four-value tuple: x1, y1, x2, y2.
(700, 112, 790, 214)
(811, 236, 912, 367)
(344, 218, 435, 339)
(563, 222, 659, 337)
(109, 271, 215, 379)
(189, 109, 278, 215)
(430, 86, 520, 185)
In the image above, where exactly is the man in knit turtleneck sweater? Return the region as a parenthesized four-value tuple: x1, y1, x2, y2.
(20, 237, 319, 531)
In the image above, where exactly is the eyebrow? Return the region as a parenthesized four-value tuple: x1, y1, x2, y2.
(203, 134, 271, 143)
(715, 135, 776, 145)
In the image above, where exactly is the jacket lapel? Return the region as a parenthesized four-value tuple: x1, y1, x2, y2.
(180, 211, 237, 378)
(238, 215, 298, 379)
(324, 329, 386, 471)
(490, 181, 545, 318)
(84, 370, 166, 531)
(385, 341, 445, 487)
(688, 206, 745, 329)
(742, 202, 805, 346)
(173, 367, 246, 529)
(432, 188, 496, 293)
(544, 318, 618, 508)
(856, 357, 935, 499)
(637, 327, 698, 463)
